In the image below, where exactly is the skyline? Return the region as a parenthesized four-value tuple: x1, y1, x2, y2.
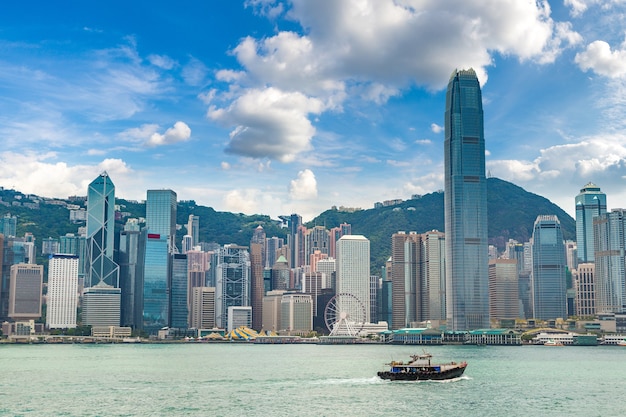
(2, 1, 626, 221)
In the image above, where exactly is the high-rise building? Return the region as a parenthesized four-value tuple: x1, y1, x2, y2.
(86, 172, 119, 288)
(191, 286, 215, 329)
(139, 232, 169, 333)
(574, 263, 595, 317)
(265, 236, 284, 268)
(2, 214, 17, 238)
(250, 242, 264, 331)
(212, 245, 250, 329)
(531, 215, 567, 320)
(316, 258, 336, 290)
(47, 254, 79, 329)
(305, 226, 330, 264)
(82, 282, 121, 327)
(227, 306, 252, 332)
(280, 293, 312, 335)
(444, 68, 489, 330)
(59, 233, 87, 281)
(8, 263, 43, 320)
(390, 232, 421, 329)
(170, 253, 188, 329)
(488, 259, 519, 320)
(302, 271, 324, 317)
(575, 182, 606, 264)
(271, 255, 290, 291)
(279, 213, 302, 268)
(118, 219, 141, 328)
(593, 209, 626, 314)
(262, 290, 286, 332)
(181, 235, 193, 254)
(187, 214, 199, 247)
(336, 235, 370, 324)
(146, 189, 177, 252)
(187, 249, 209, 323)
(421, 230, 446, 321)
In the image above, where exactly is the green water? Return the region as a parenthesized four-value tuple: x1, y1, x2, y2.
(1, 343, 625, 416)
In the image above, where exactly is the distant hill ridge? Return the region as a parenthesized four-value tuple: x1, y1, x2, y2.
(0, 177, 574, 270)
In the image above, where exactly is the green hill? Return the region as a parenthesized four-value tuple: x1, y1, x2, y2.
(1, 177, 574, 272)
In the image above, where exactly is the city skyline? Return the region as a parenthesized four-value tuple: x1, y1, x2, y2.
(2, 2, 626, 221)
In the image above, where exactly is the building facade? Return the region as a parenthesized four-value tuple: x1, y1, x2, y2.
(8, 263, 43, 320)
(212, 245, 251, 329)
(47, 254, 79, 329)
(336, 235, 371, 324)
(488, 259, 519, 320)
(82, 282, 121, 327)
(574, 263, 595, 317)
(575, 182, 606, 264)
(280, 293, 312, 335)
(593, 209, 626, 314)
(191, 286, 215, 330)
(444, 68, 489, 330)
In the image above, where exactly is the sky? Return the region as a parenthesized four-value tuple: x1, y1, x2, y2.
(2, 1, 626, 222)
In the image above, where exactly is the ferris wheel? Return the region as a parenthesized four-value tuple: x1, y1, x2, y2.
(324, 293, 366, 337)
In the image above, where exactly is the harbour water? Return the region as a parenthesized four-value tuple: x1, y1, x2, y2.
(1, 343, 625, 416)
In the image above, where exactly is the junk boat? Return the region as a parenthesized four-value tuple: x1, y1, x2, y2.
(377, 352, 467, 381)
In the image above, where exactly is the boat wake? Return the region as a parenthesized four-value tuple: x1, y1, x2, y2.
(383, 375, 471, 384)
(312, 376, 385, 385)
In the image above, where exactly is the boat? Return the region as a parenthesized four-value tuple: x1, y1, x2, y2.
(617, 339, 626, 347)
(543, 339, 564, 346)
(377, 352, 467, 381)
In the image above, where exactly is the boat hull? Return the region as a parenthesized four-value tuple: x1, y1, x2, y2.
(377, 364, 467, 381)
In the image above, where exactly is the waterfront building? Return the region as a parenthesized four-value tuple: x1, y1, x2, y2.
(170, 253, 188, 329)
(186, 214, 199, 247)
(531, 215, 567, 320)
(250, 242, 264, 330)
(262, 290, 286, 332)
(85, 172, 119, 288)
(8, 263, 43, 320)
(227, 306, 252, 332)
(280, 293, 312, 335)
(421, 230, 446, 321)
(82, 282, 121, 327)
(390, 232, 421, 329)
(593, 209, 626, 314)
(212, 245, 250, 329)
(488, 259, 519, 320)
(146, 189, 177, 252)
(444, 68, 489, 330)
(191, 286, 215, 330)
(576, 182, 606, 264)
(118, 219, 141, 328)
(46, 254, 79, 329)
(336, 235, 370, 324)
(140, 232, 169, 333)
(0, 236, 30, 320)
(574, 263, 595, 316)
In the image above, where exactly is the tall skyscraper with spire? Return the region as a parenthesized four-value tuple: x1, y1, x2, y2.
(86, 172, 119, 288)
(575, 182, 606, 263)
(444, 68, 489, 330)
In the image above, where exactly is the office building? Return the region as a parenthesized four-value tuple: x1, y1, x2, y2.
(250, 242, 264, 331)
(47, 254, 79, 329)
(85, 172, 119, 288)
(575, 182, 606, 264)
(212, 245, 250, 329)
(531, 215, 567, 320)
(262, 290, 286, 332)
(227, 306, 252, 332)
(191, 286, 215, 330)
(390, 231, 421, 329)
(170, 253, 188, 329)
(574, 263, 595, 317)
(488, 259, 519, 320)
(336, 235, 370, 324)
(146, 189, 177, 252)
(187, 214, 199, 247)
(118, 219, 141, 328)
(82, 282, 121, 327)
(8, 263, 43, 320)
(593, 209, 626, 314)
(140, 232, 169, 333)
(444, 68, 489, 330)
(421, 230, 446, 321)
(280, 293, 312, 335)
(271, 255, 290, 291)
(1, 214, 17, 238)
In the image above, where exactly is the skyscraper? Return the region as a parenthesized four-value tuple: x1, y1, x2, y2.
(212, 244, 250, 329)
(170, 253, 188, 329)
(8, 263, 43, 320)
(390, 231, 421, 329)
(531, 215, 567, 320)
(593, 209, 626, 314)
(47, 254, 79, 329)
(250, 242, 264, 331)
(187, 214, 199, 247)
(86, 172, 119, 288)
(336, 235, 371, 324)
(146, 189, 177, 252)
(444, 68, 489, 330)
(575, 182, 606, 264)
(488, 259, 519, 320)
(421, 230, 446, 321)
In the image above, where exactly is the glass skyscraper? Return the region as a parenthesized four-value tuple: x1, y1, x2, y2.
(140, 231, 169, 333)
(86, 172, 119, 287)
(146, 189, 177, 252)
(444, 68, 489, 330)
(593, 209, 626, 314)
(531, 215, 567, 320)
(170, 253, 189, 329)
(575, 182, 606, 263)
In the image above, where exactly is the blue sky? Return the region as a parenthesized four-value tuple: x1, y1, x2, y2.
(2, 0, 626, 221)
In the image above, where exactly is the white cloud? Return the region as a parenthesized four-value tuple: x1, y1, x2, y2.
(182, 57, 208, 86)
(564, 0, 626, 17)
(147, 121, 191, 147)
(221, 161, 231, 170)
(208, 87, 325, 162)
(148, 54, 177, 70)
(289, 169, 318, 200)
(430, 123, 443, 134)
(575, 40, 626, 78)
(415, 139, 432, 145)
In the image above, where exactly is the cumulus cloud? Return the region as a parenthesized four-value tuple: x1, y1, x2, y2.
(289, 169, 318, 200)
(430, 123, 443, 134)
(208, 87, 324, 162)
(147, 121, 191, 147)
(564, 0, 626, 17)
(575, 40, 626, 77)
(120, 122, 191, 147)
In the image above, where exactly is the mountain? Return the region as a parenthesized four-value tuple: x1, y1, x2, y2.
(1, 177, 574, 271)
(307, 177, 575, 270)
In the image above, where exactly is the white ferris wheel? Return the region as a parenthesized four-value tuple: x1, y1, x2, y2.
(324, 293, 366, 337)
